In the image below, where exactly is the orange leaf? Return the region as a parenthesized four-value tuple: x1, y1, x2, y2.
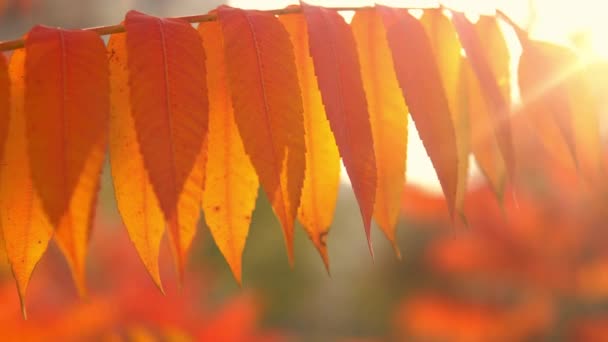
(457, 17, 509, 199)
(452, 13, 514, 182)
(301, 3, 377, 252)
(198, 20, 259, 284)
(461, 60, 506, 199)
(518, 40, 601, 184)
(567, 62, 603, 185)
(168, 137, 207, 282)
(24, 26, 109, 226)
(124, 11, 208, 278)
(108, 32, 165, 291)
(378, 6, 458, 220)
(216, 6, 306, 264)
(54, 121, 105, 297)
(279, 10, 340, 271)
(421, 9, 469, 222)
(351, 9, 407, 257)
(0, 48, 53, 318)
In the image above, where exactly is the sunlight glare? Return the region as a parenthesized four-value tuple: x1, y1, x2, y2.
(227, 0, 608, 193)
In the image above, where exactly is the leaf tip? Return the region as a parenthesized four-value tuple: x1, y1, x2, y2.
(227, 259, 243, 287)
(392, 242, 402, 261)
(367, 236, 375, 262)
(18, 291, 27, 320)
(151, 273, 165, 295)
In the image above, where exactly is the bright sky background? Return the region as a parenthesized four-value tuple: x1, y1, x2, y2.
(228, 0, 608, 192)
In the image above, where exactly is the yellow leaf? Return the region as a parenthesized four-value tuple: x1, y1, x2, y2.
(280, 10, 341, 270)
(0, 48, 53, 317)
(199, 20, 259, 284)
(351, 9, 408, 257)
(108, 32, 165, 291)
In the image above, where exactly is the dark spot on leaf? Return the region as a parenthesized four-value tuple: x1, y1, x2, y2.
(319, 232, 328, 246)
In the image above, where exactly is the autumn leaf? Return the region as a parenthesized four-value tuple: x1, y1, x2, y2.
(198, 19, 259, 284)
(54, 120, 105, 297)
(123, 11, 208, 279)
(518, 39, 602, 185)
(24, 26, 108, 227)
(169, 131, 207, 282)
(461, 61, 506, 200)
(216, 6, 306, 264)
(421, 8, 469, 222)
(518, 41, 578, 169)
(351, 8, 408, 257)
(279, 10, 341, 271)
(567, 61, 603, 185)
(301, 3, 377, 252)
(22, 26, 108, 296)
(452, 12, 514, 183)
(108, 32, 165, 291)
(0, 48, 53, 318)
(459, 17, 509, 199)
(377, 6, 458, 220)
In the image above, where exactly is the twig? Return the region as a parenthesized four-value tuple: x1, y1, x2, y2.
(0, 6, 377, 51)
(0, 4, 522, 52)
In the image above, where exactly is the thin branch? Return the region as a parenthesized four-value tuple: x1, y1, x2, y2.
(0, 6, 376, 51)
(0, 5, 522, 52)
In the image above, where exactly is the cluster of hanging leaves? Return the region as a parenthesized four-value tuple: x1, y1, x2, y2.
(0, 3, 604, 315)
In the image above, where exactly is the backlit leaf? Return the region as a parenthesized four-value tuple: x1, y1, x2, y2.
(421, 9, 469, 222)
(198, 20, 259, 284)
(280, 10, 340, 270)
(217, 6, 305, 264)
(24, 26, 109, 226)
(518, 40, 601, 184)
(452, 12, 514, 182)
(461, 60, 506, 199)
(54, 121, 105, 297)
(378, 6, 458, 220)
(567, 61, 603, 185)
(108, 32, 165, 291)
(168, 127, 207, 281)
(462, 17, 509, 199)
(124, 11, 208, 278)
(301, 3, 377, 252)
(0, 48, 53, 318)
(351, 8, 408, 257)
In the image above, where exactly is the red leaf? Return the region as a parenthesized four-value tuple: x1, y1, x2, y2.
(451, 13, 515, 182)
(24, 26, 109, 226)
(124, 11, 208, 278)
(378, 6, 458, 220)
(216, 6, 306, 264)
(301, 3, 377, 252)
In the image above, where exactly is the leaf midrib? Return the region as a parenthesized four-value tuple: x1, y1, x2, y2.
(243, 11, 290, 232)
